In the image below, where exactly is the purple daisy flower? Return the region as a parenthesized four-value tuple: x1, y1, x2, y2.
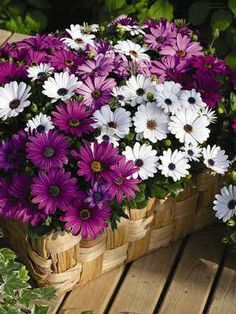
(52, 100, 94, 137)
(90, 39, 111, 55)
(0, 139, 21, 171)
(160, 34, 202, 59)
(31, 168, 77, 214)
(49, 50, 81, 73)
(77, 55, 114, 78)
(107, 158, 140, 203)
(24, 49, 48, 66)
(76, 140, 123, 184)
(26, 130, 68, 170)
(191, 55, 227, 75)
(0, 62, 26, 84)
(78, 76, 116, 109)
(84, 182, 111, 209)
(61, 192, 111, 238)
(0, 178, 18, 218)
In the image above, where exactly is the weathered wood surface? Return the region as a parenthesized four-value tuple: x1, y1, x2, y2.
(0, 31, 235, 314)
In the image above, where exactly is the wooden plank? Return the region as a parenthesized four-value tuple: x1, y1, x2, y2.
(8, 33, 30, 43)
(159, 225, 224, 314)
(59, 265, 125, 314)
(208, 252, 236, 314)
(109, 241, 181, 314)
(0, 29, 12, 45)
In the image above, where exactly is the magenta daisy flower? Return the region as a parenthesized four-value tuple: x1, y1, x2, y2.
(160, 34, 202, 59)
(26, 130, 68, 170)
(25, 49, 48, 66)
(77, 55, 114, 78)
(232, 118, 236, 133)
(0, 178, 18, 218)
(84, 182, 111, 209)
(107, 158, 140, 203)
(0, 62, 26, 84)
(49, 50, 81, 73)
(61, 192, 111, 238)
(78, 76, 116, 109)
(191, 55, 226, 75)
(76, 140, 123, 184)
(52, 100, 94, 137)
(31, 168, 77, 214)
(0, 138, 26, 171)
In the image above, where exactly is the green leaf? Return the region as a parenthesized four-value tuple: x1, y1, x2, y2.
(211, 9, 233, 31)
(149, 185, 168, 199)
(105, 0, 126, 12)
(33, 305, 50, 314)
(18, 266, 30, 282)
(0, 272, 29, 297)
(148, 0, 173, 20)
(33, 286, 56, 300)
(25, 10, 47, 32)
(0, 309, 7, 314)
(27, 0, 50, 9)
(0, 248, 16, 261)
(229, 0, 236, 16)
(225, 53, 236, 69)
(188, 1, 210, 25)
(6, 308, 21, 314)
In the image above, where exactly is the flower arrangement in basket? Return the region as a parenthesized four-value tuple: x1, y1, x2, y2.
(0, 16, 235, 293)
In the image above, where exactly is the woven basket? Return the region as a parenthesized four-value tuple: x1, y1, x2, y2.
(0, 170, 221, 295)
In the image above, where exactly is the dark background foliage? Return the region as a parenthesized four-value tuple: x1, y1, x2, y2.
(0, 0, 235, 66)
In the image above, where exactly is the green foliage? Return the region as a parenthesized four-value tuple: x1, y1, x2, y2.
(0, 248, 55, 313)
(188, 1, 210, 25)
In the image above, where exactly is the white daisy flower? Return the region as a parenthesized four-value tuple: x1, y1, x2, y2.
(181, 143, 202, 162)
(0, 81, 31, 120)
(93, 105, 132, 138)
(213, 185, 236, 222)
(27, 63, 54, 81)
(197, 106, 217, 124)
(96, 126, 120, 147)
(42, 72, 82, 103)
(202, 145, 229, 175)
(63, 24, 95, 50)
(178, 89, 206, 110)
(120, 25, 146, 36)
(81, 22, 99, 33)
(112, 86, 132, 106)
(125, 74, 156, 106)
(156, 81, 182, 114)
(123, 142, 159, 180)
(25, 113, 54, 133)
(169, 108, 210, 145)
(158, 149, 190, 182)
(133, 102, 169, 143)
(114, 40, 150, 61)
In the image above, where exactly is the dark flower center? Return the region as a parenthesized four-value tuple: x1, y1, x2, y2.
(94, 192, 102, 201)
(69, 119, 80, 127)
(129, 50, 138, 58)
(102, 135, 110, 141)
(36, 125, 45, 133)
(75, 38, 84, 44)
(204, 62, 212, 69)
(48, 185, 60, 197)
(228, 199, 236, 210)
(79, 208, 91, 220)
(30, 61, 38, 66)
(91, 161, 102, 172)
(65, 59, 74, 67)
(176, 50, 186, 58)
(9, 99, 20, 109)
(187, 149, 194, 156)
(165, 98, 172, 105)
(168, 163, 176, 170)
(135, 159, 144, 167)
(43, 147, 55, 157)
(156, 36, 164, 43)
(115, 177, 124, 185)
(92, 90, 101, 99)
(37, 72, 45, 78)
(188, 97, 196, 104)
(147, 119, 157, 130)
(108, 121, 117, 128)
(183, 124, 193, 133)
(208, 159, 215, 166)
(136, 88, 145, 96)
(57, 88, 68, 96)
(117, 94, 125, 101)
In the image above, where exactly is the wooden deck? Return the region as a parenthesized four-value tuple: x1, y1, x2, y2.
(0, 30, 235, 314)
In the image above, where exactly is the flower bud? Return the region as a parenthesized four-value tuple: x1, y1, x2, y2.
(164, 139, 172, 147)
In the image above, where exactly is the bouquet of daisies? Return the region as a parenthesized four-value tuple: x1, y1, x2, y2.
(0, 16, 235, 240)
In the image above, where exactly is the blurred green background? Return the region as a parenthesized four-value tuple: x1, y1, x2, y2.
(0, 0, 235, 66)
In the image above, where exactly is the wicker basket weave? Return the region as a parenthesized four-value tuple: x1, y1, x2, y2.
(0, 170, 221, 294)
